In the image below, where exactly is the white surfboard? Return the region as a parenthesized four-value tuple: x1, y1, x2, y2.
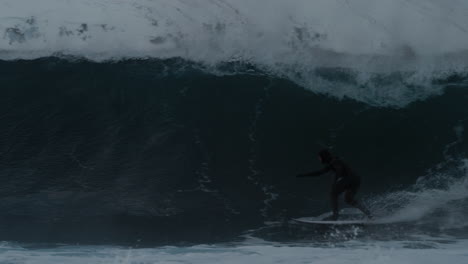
(293, 217, 374, 225)
(294, 209, 383, 225)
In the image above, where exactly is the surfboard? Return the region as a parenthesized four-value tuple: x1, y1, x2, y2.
(294, 209, 382, 225)
(293, 217, 374, 225)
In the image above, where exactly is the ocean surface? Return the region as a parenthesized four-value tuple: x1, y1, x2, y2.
(1, 1, 468, 263)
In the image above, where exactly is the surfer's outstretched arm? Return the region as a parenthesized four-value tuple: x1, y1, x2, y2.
(297, 166, 331, 178)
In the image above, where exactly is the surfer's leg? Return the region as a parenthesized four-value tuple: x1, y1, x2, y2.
(329, 184, 345, 220)
(330, 192, 339, 220)
(344, 183, 372, 218)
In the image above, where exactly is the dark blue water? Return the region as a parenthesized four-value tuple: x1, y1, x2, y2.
(0, 58, 468, 246)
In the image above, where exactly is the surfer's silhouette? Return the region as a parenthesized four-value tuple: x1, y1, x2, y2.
(297, 149, 372, 221)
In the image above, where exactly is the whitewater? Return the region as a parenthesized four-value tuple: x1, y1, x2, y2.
(1, 239, 468, 264)
(1, 0, 468, 106)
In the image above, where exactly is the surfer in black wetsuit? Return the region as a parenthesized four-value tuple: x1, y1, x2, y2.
(297, 149, 371, 221)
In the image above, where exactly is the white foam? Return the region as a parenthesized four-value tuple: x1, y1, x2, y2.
(2, 0, 468, 106)
(369, 159, 468, 228)
(1, 240, 468, 264)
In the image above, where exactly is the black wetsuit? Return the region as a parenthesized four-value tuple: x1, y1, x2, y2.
(298, 158, 370, 219)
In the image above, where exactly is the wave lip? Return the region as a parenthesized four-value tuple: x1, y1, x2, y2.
(2, 0, 468, 59)
(2, 0, 468, 107)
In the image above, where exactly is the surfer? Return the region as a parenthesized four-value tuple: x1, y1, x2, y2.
(297, 149, 372, 221)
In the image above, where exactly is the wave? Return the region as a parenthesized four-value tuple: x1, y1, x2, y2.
(2, 1, 468, 106)
(369, 159, 468, 230)
(0, 49, 468, 244)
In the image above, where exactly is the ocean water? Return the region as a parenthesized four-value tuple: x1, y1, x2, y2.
(1, 238, 468, 264)
(1, 1, 468, 263)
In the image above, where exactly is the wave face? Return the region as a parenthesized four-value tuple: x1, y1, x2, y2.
(2, 0, 468, 106)
(1, 1, 468, 245)
(0, 58, 468, 245)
